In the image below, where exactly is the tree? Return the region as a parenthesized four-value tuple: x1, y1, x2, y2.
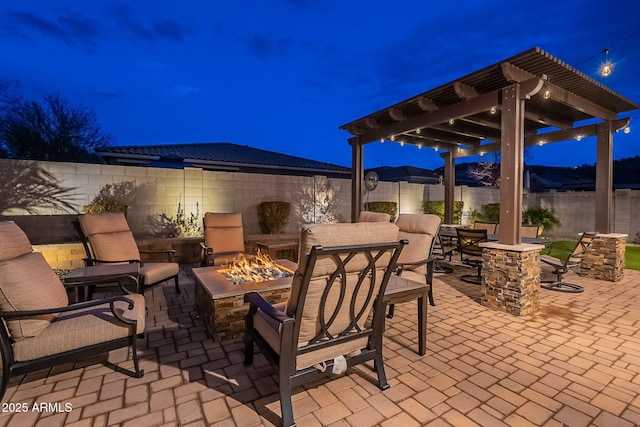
(0, 93, 111, 162)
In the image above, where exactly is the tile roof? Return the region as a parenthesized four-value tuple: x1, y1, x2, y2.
(97, 142, 351, 177)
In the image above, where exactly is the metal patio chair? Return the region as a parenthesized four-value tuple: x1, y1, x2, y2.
(243, 222, 405, 427)
(540, 232, 597, 293)
(200, 212, 248, 266)
(76, 213, 180, 294)
(0, 221, 145, 402)
(456, 228, 488, 285)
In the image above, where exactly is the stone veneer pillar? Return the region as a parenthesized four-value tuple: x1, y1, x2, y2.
(480, 242, 546, 316)
(578, 233, 627, 282)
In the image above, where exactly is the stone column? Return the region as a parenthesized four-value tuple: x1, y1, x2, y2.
(481, 242, 546, 316)
(578, 233, 626, 282)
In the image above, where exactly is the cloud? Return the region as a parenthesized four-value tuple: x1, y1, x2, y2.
(8, 10, 100, 48)
(245, 35, 296, 60)
(109, 3, 191, 43)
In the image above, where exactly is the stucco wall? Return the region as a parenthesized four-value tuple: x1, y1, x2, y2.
(2, 159, 639, 244)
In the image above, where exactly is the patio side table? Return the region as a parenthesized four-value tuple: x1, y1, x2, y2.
(63, 263, 140, 301)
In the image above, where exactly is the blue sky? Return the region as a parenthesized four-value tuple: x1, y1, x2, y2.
(1, 0, 639, 169)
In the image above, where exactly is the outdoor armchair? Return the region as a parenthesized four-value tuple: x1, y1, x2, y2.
(200, 212, 247, 266)
(243, 222, 405, 427)
(456, 228, 488, 284)
(388, 214, 440, 318)
(0, 221, 145, 402)
(76, 213, 180, 294)
(357, 210, 391, 223)
(521, 224, 543, 238)
(540, 232, 597, 293)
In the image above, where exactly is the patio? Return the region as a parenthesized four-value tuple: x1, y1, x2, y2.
(1, 264, 639, 427)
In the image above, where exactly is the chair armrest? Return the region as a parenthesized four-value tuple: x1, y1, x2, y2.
(395, 256, 437, 274)
(140, 249, 177, 262)
(0, 295, 138, 320)
(84, 258, 141, 265)
(63, 273, 138, 295)
(244, 292, 293, 325)
(200, 242, 213, 255)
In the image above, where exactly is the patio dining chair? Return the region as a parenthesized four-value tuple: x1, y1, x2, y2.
(540, 232, 597, 293)
(243, 222, 405, 427)
(0, 221, 145, 402)
(472, 220, 498, 234)
(76, 213, 180, 294)
(456, 228, 488, 284)
(387, 214, 440, 318)
(200, 212, 248, 266)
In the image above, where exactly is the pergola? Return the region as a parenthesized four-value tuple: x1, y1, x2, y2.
(341, 47, 639, 245)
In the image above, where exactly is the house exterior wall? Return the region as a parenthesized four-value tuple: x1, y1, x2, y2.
(2, 159, 639, 244)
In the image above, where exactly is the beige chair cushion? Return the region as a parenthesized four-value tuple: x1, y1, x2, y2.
(0, 222, 69, 340)
(286, 222, 399, 351)
(357, 211, 391, 223)
(141, 262, 179, 285)
(203, 213, 245, 260)
(0, 221, 34, 262)
(13, 293, 145, 362)
(395, 214, 440, 276)
(79, 214, 141, 262)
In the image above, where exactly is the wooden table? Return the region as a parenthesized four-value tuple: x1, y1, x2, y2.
(193, 261, 430, 355)
(64, 263, 140, 301)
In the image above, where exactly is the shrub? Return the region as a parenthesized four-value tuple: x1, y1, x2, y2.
(258, 201, 291, 234)
(82, 200, 128, 216)
(365, 201, 397, 222)
(481, 203, 501, 222)
(147, 203, 203, 238)
(522, 207, 561, 231)
(422, 200, 464, 224)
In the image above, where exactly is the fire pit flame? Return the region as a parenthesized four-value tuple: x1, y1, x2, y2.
(221, 251, 293, 285)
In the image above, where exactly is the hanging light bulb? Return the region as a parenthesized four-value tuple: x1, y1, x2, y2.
(543, 90, 551, 99)
(417, 144, 422, 149)
(399, 141, 405, 147)
(434, 146, 439, 152)
(448, 118, 455, 125)
(576, 135, 582, 142)
(380, 138, 384, 143)
(416, 128, 422, 135)
(390, 135, 395, 141)
(624, 126, 631, 134)
(489, 106, 497, 115)
(600, 48, 613, 77)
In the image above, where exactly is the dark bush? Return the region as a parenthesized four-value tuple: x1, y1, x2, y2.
(258, 201, 291, 234)
(365, 201, 397, 222)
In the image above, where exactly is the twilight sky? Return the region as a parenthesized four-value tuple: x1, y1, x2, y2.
(1, 0, 639, 169)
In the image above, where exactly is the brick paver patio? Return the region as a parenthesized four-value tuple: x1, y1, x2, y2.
(1, 264, 639, 426)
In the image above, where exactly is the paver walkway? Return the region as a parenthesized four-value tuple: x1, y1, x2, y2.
(1, 265, 639, 426)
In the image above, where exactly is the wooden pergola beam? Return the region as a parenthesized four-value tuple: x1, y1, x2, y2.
(355, 90, 500, 144)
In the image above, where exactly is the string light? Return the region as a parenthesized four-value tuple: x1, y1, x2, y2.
(576, 135, 582, 142)
(600, 49, 613, 77)
(489, 106, 497, 115)
(417, 144, 422, 149)
(543, 90, 551, 99)
(624, 126, 631, 134)
(448, 118, 455, 125)
(434, 146, 439, 151)
(380, 138, 384, 143)
(399, 141, 404, 147)
(390, 135, 395, 141)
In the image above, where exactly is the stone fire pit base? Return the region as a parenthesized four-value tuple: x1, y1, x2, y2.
(193, 260, 295, 341)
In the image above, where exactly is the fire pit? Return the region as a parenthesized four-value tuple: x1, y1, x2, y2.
(193, 256, 296, 341)
(219, 252, 292, 285)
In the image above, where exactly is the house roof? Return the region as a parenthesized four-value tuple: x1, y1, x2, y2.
(97, 142, 351, 178)
(367, 165, 441, 184)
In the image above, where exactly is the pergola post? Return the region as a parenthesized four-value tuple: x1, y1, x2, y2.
(499, 83, 525, 245)
(351, 138, 364, 222)
(443, 151, 455, 224)
(595, 121, 613, 233)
